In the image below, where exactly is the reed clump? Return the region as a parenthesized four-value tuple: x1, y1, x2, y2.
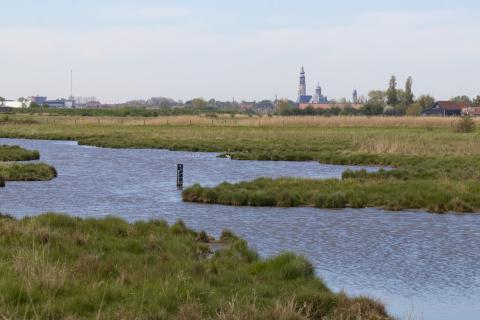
(0, 214, 391, 319)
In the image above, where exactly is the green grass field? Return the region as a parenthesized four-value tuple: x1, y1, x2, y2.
(0, 214, 390, 319)
(0, 115, 478, 212)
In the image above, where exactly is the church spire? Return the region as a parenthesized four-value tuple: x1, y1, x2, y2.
(298, 66, 306, 101)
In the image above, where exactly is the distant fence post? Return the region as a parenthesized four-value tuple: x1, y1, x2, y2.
(177, 164, 184, 189)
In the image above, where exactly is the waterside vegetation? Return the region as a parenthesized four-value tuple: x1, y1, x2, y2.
(0, 145, 57, 183)
(0, 115, 479, 212)
(0, 213, 391, 319)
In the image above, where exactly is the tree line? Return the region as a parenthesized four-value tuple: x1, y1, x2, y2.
(276, 76, 480, 116)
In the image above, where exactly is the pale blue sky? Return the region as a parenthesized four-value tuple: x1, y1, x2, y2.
(1, 0, 479, 102)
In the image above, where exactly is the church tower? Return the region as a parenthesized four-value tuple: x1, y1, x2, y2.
(353, 89, 358, 103)
(298, 66, 306, 100)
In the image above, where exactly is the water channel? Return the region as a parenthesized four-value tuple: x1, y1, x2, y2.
(0, 138, 479, 320)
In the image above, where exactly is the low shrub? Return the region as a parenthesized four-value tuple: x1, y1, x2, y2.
(455, 116, 475, 133)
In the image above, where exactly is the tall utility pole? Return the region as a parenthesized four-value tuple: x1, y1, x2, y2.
(70, 69, 73, 99)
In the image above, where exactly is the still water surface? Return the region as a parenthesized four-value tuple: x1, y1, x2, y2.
(0, 138, 479, 320)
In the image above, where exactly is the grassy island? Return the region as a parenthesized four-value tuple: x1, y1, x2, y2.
(0, 145, 57, 183)
(0, 114, 479, 212)
(0, 214, 390, 319)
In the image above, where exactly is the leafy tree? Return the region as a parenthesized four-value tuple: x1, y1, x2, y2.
(472, 96, 480, 107)
(417, 95, 435, 110)
(361, 101, 384, 115)
(406, 103, 423, 116)
(207, 99, 216, 107)
(405, 76, 414, 105)
(276, 99, 292, 115)
(450, 95, 471, 104)
(393, 104, 408, 116)
(0, 97, 5, 102)
(191, 98, 207, 109)
(386, 75, 399, 106)
(368, 90, 386, 105)
(159, 100, 170, 108)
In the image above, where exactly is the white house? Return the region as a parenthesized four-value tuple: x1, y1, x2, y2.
(1, 100, 31, 108)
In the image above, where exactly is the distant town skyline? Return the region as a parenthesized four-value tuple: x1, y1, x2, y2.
(1, 0, 479, 103)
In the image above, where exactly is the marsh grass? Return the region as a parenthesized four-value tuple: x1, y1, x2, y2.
(0, 214, 391, 319)
(0, 145, 56, 182)
(3, 113, 468, 128)
(0, 145, 39, 161)
(2, 116, 480, 212)
(183, 174, 480, 213)
(0, 163, 57, 181)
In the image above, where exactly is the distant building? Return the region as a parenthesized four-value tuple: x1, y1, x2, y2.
(299, 103, 363, 110)
(461, 107, 480, 117)
(85, 101, 102, 109)
(422, 101, 468, 116)
(353, 89, 358, 103)
(44, 99, 74, 108)
(3, 100, 30, 108)
(296, 66, 326, 104)
(28, 96, 47, 105)
(312, 83, 328, 103)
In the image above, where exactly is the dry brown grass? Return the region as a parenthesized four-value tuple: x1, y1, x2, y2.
(10, 114, 471, 128)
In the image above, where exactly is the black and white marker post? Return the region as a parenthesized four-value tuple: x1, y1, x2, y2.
(176, 164, 184, 189)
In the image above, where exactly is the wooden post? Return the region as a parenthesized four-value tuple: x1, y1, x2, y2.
(177, 164, 184, 189)
(0, 176, 5, 188)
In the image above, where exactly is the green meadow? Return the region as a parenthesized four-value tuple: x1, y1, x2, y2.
(0, 214, 390, 319)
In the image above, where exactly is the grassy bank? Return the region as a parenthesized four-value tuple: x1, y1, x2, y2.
(0, 145, 39, 161)
(0, 163, 57, 181)
(0, 145, 56, 183)
(0, 214, 390, 319)
(0, 116, 479, 212)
